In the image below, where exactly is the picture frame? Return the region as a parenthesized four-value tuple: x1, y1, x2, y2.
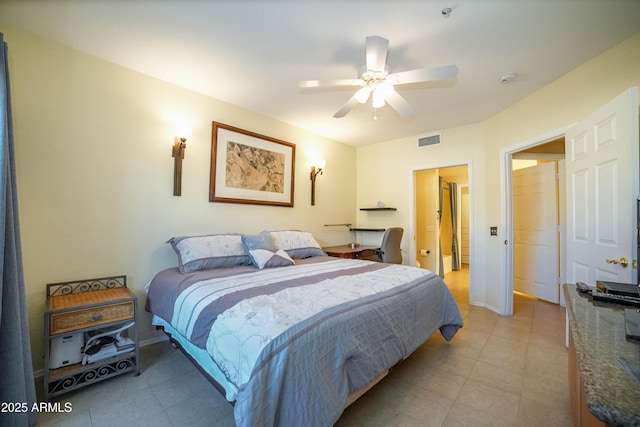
(210, 122, 296, 207)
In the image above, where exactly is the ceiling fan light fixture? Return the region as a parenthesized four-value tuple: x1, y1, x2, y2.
(355, 87, 371, 104)
(378, 82, 395, 99)
(372, 91, 386, 109)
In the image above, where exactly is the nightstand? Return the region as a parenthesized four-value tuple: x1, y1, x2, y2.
(43, 275, 140, 401)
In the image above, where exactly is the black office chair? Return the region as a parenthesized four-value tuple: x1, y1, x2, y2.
(359, 227, 403, 264)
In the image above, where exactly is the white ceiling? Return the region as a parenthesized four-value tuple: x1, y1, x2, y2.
(2, 0, 640, 146)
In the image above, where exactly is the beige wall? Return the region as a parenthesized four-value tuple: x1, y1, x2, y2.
(2, 24, 357, 371)
(357, 32, 640, 312)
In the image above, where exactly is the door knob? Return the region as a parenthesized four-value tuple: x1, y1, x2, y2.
(605, 257, 628, 267)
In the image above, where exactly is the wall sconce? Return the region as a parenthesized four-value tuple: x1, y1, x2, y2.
(172, 136, 187, 196)
(171, 120, 191, 196)
(310, 159, 325, 206)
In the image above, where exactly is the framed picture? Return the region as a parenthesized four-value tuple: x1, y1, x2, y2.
(210, 122, 296, 207)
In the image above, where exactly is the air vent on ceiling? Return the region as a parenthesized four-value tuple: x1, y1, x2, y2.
(418, 134, 441, 147)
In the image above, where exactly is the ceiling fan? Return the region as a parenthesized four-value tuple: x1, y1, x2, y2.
(299, 35, 459, 119)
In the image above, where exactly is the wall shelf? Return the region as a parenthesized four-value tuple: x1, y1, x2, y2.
(359, 207, 397, 211)
(349, 228, 385, 232)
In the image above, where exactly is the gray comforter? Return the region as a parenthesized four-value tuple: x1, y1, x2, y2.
(146, 256, 463, 427)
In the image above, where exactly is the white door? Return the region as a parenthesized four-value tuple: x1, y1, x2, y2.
(566, 88, 639, 285)
(513, 162, 559, 302)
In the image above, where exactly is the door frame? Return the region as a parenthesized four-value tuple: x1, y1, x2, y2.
(500, 125, 573, 315)
(410, 160, 474, 300)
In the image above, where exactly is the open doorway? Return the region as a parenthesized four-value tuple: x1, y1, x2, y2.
(513, 139, 565, 306)
(503, 135, 567, 314)
(414, 164, 471, 300)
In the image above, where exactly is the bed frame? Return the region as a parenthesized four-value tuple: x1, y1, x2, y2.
(156, 324, 389, 410)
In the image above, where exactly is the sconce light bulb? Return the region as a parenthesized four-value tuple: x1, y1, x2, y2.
(175, 119, 192, 140)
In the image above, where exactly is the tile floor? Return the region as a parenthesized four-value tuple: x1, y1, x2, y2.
(35, 265, 572, 426)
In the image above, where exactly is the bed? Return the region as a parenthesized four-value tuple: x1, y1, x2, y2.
(145, 231, 463, 427)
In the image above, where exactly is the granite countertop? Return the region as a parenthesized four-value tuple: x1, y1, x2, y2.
(564, 284, 640, 427)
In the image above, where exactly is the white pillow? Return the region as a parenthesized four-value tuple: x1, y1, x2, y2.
(168, 234, 252, 273)
(268, 230, 325, 259)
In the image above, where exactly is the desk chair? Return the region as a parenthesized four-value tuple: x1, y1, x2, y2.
(359, 227, 403, 264)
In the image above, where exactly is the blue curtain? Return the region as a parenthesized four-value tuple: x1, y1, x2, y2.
(0, 32, 37, 427)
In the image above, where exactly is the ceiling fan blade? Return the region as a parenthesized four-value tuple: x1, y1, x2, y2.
(365, 35, 389, 72)
(387, 64, 459, 85)
(333, 93, 360, 118)
(385, 91, 415, 118)
(299, 78, 363, 88)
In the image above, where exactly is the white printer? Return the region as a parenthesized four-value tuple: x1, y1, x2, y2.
(50, 332, 84, 368)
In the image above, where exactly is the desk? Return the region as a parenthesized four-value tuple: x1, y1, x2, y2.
(323, 244, 379, 259)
